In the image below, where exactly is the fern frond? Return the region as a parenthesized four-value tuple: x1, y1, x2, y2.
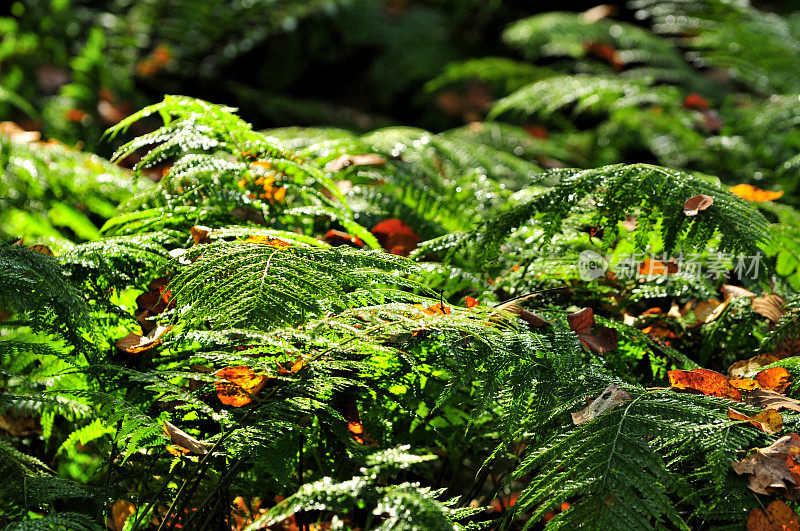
(467, 163, 769, 264)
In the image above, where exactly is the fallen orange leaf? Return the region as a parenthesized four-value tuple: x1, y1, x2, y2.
(731, 183, 784, 203)
(215, 366, 267, 407)
(757, 367, 792, 394)
(728, 408, 783, 434)
(244, 235, 292, 249)
(729, 379, 759, 391)
(415, 302, 451, 316)
(107, 499, 136, 531)
(638, 259, 678, 276)
(371, 219, 420, 256)
(668, 368, 742, 401)
(747, 499, 799, 530)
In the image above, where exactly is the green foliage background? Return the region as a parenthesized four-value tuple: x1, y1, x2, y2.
(3, 1, 800, 529)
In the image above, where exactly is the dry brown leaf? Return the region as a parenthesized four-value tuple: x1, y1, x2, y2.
(0, 413, 40, 436)
(722, 284, 756, 298)
(732, 433, 800, 496)
(0, 121, 41, 143)
(749, 389, 800, 413)
(753, 294, 787, 323)
(668, 368, 742, 401)
(325, 154, 387, 172)
(107, 499, 136, 531)
(580, 4, 617, 23)
(683, 194, 714, 216)
(571, 383, 631, 425)
(728, 354, 780, 379)
(621, 215, 638, 232)
(163, 421, 208, 455)
(13, 240, 53, 256)
(190, 225, 214, 245)
(693, 298, 729, 324)
(503, 304, 549, 329)
(115, 324, 171, 354)
(728, 408, 783, 434)
(567, 307, 618, 353)
(747, 499, 800, 531)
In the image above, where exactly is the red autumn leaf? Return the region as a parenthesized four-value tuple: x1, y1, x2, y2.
(747, 499, 800, 531)
(524, 125, 549, 139)
(668, 368, 742, 401)
(339, 397, 369, 445)
(757, 367, 792, 393)
(683, 194, 714, 216)
(371, 219, 420, 256)
(465, 296, 479, 308)
(683, 93, 710, 111)
(567, 307, 618, 353)
(215, 366, 267, 407)
(324, 229, 364, 248)
(583, 40, 625, 70)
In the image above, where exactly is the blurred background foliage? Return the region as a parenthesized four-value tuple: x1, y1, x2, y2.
(3, 0, 800, 201)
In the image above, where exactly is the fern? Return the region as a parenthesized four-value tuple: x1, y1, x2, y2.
(461, 163, 769, 267)
(633, 0, 800, 94)
(247, 446, 479, 530)
(503, 12, 702, 89)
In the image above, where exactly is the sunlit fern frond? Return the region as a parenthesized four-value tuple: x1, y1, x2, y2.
(632, 0, 800, 94)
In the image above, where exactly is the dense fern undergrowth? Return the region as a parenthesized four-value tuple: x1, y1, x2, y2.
(4, 1, 800, 530)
